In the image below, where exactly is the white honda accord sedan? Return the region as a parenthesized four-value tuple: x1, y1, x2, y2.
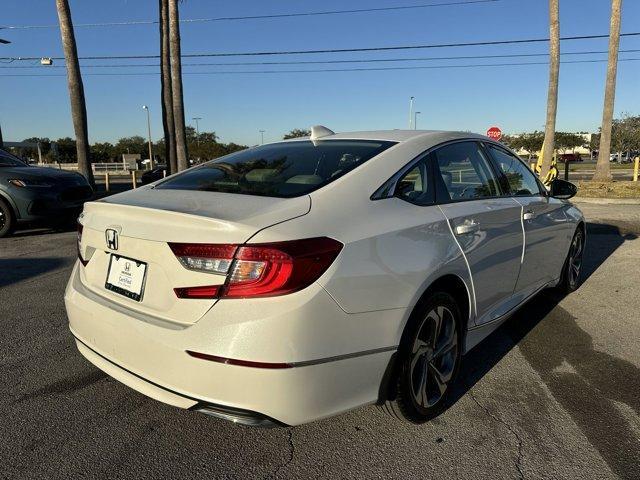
(66, 127, 585, 426)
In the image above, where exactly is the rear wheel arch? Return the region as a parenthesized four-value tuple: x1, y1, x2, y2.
(410, 274, 471, 337)
(378, 274, 471, 405)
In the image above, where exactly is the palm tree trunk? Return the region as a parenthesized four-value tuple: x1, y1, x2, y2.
(539, 0, 560, 183)
(593, 0, 622, 181)
(55, 0, 94, 187)
(168, 0, 188, 171)
(159, 0, 177, 175)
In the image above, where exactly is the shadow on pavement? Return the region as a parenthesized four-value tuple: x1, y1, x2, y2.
(445, 222, 638, 478)
(0, 257, 74, 288)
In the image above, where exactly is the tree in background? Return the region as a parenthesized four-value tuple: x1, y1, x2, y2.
(594, 0, 623, 180)
(555, 132, 587, 153)
(159, 0, 177, 175)
(55, 0, 94, 187)
(610, 114, 640, 158)
(283, 129, 311, 140)
(114, 136, 148, 157)
(51, 137, 77, 163)
(90, 142, 115, 163)
(503, 131, 545, 159)
(20, 137, 51, 161)
(589, 133, 601, 158)
(168, 0, 188, 171)
(539, 0, 560, 183)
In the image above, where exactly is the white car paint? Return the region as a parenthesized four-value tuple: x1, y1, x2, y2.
(65, 129, 584, 426)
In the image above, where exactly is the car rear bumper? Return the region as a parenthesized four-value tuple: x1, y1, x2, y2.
(64, 263, 398, 426)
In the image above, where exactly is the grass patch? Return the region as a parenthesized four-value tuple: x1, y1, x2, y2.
(568, 163, 635, 171)
(575, 181, 640, 199)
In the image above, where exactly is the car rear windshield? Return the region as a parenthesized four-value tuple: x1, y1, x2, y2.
(156, 140, 396, 198)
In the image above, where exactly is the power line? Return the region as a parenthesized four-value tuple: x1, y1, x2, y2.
(0, 0, 499, 30)
(3, 32, 639, 61)
(2, 49, 640, 69)
(2, 57, 638, 77)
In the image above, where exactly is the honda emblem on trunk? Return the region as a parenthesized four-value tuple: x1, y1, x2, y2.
(106, 229, 119, 250)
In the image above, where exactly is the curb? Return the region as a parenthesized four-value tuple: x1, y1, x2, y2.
(573, 197, 640, 205)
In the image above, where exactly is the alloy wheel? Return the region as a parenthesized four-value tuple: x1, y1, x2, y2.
(409, 305, 458, 408)
(568, 231, 584, 288)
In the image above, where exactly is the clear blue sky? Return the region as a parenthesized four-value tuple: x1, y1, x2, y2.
(1, 0, 639, 146)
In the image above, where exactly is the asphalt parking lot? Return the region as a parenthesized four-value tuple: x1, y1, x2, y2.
(1, 202, 639, 479)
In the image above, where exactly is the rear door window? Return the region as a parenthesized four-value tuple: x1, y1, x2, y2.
(157, 140, 395, 198)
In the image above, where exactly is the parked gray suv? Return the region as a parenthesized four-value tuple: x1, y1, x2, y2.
(0, 148, 93, 237)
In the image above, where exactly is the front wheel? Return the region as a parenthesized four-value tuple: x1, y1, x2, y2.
(0, 200, 15, 238)
(558, 227, 585, 293)
(381, 292, 462, 423)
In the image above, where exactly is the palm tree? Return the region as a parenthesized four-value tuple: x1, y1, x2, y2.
(55, 0, 94, 186)
(159, 0, 177, 174)
(593, 0, 623, 181)
(168, 0, 188, 171)
(539, 0, 560, 184)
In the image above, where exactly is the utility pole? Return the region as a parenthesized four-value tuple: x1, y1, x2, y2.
(259, 130, 265, 145)
(414, 111, 421, 130)
(192, 117, 202, 144)
(408, 96, 415, 129)
(142, 105, 154, 168)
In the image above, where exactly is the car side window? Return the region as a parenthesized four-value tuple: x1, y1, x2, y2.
(486, 145, 542, 196)
(394, 157, 433, 206)
(433, 142, 500, 202)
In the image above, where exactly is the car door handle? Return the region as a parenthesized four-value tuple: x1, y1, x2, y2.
(455, 221, 480, 235)
(523, 210, 535, 221)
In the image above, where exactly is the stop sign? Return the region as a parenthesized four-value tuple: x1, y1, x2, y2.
(486, 126, 502, 141)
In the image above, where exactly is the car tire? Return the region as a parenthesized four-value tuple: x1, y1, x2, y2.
(0, 199, 16, 238)
(557, 227, 585, 294)
(381, 292, 462, 423)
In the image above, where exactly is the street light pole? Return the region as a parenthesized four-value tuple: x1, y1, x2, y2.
(414, 111, 421, 130)
(259, 130, 265, 145)
(142, 105, 154, 168)
(192, 117, 202, 145)
(408, 96, 415, 129)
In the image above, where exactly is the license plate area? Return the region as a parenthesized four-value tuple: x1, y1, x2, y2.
(105, 254, 148, 302)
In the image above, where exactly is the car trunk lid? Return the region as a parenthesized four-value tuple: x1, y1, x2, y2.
(77, 189, 310, 325)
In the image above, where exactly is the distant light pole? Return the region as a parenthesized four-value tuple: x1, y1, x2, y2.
(414, 111, 421, 130)
(142, 105, 154, 168)
(408, 96, 415, 129)
(259, 130, 265, 145)
(192, 117, 202, 144)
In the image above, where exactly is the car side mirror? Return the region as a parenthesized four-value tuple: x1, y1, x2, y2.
(550, 179, 577, 199)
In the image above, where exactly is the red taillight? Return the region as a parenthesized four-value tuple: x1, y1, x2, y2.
(174, 285, 221, 299)
(77, 222, 89, 266)
(172, 237, 343, 299)
(226, 238, 342, 298)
